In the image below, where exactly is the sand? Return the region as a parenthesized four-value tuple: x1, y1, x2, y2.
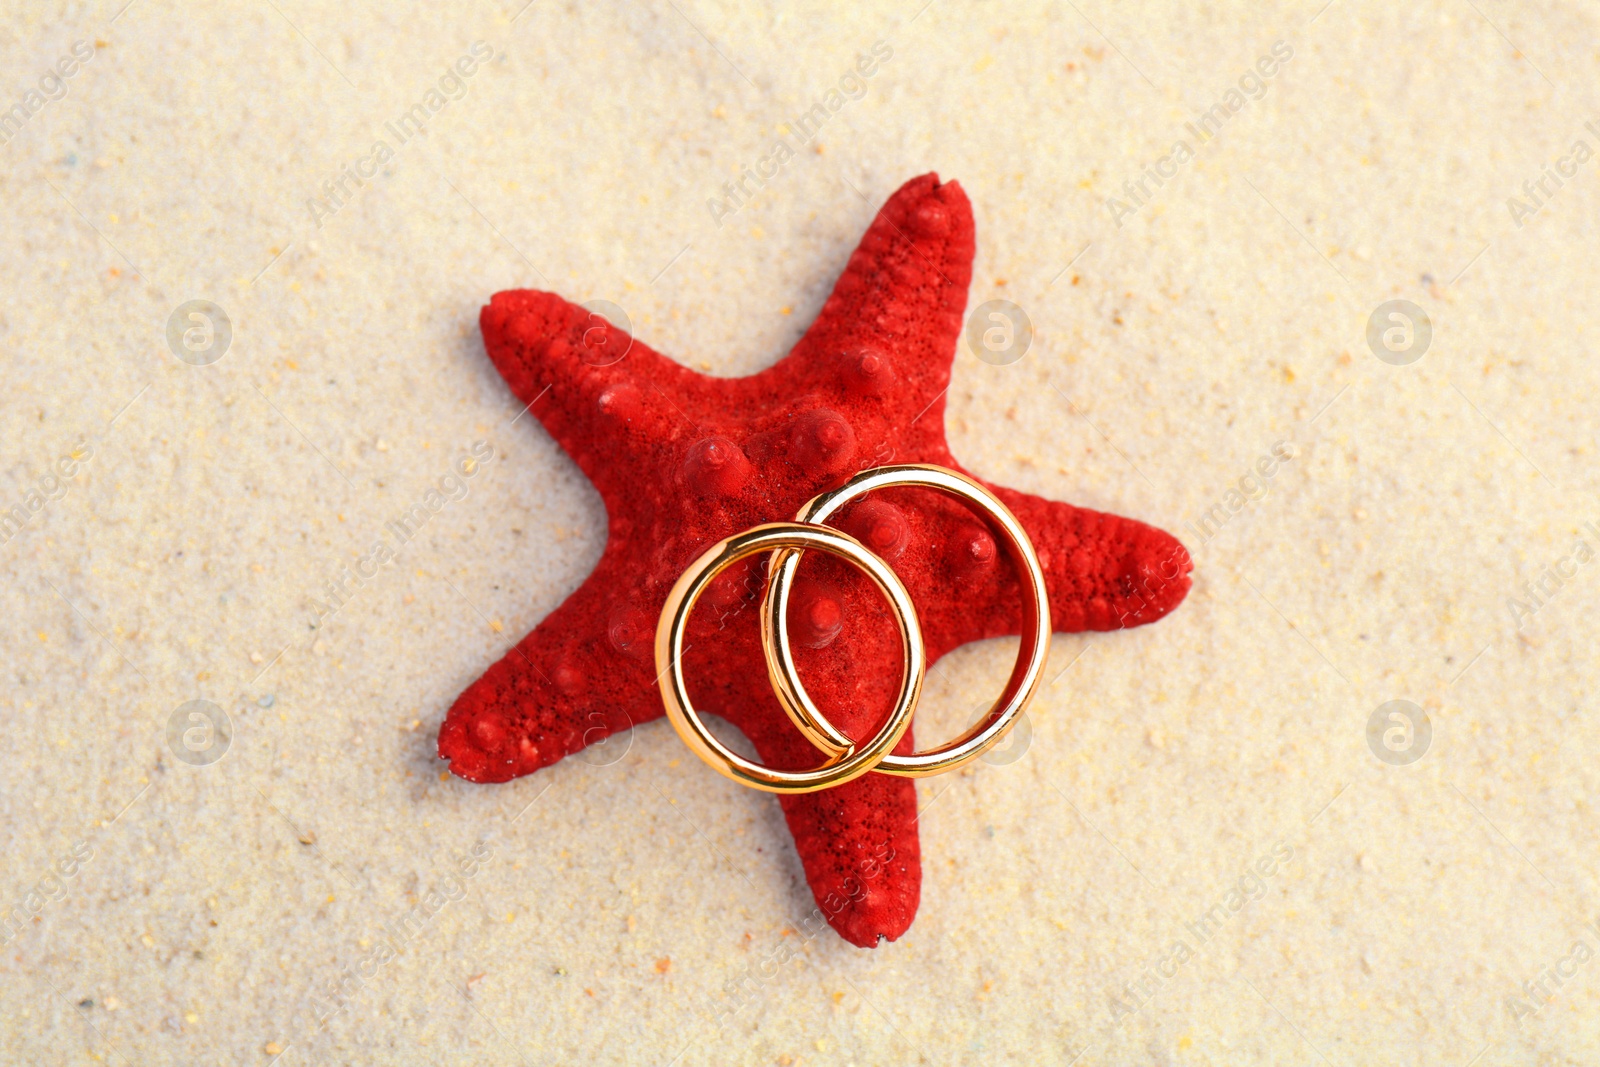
(2, 1, 1597, 1063)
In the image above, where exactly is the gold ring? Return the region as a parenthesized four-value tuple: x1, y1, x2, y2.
(655, 522, 926, 794)
(761, 464, 1050, 777)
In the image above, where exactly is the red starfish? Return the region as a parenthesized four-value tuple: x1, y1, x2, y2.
(438, 173, 1191, 946)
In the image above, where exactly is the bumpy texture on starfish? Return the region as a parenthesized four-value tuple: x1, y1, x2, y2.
(438, 174, 1191, 946)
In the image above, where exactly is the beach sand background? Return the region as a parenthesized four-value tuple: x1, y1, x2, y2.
(2, 1, 1598, 1063)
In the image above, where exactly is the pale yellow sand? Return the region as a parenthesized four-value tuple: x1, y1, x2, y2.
(2, 1, 1598, 1064)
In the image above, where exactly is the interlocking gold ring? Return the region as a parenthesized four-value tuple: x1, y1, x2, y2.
(763, 465, 1050, 777)
(655, 522, 926, 794)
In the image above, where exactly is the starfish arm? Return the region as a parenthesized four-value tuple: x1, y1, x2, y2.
(819, 478, 1192, 659)
(684, 617, 924, 948)
(480, 290, 707, 495)
(438, 550, 664, 783)
(776, 776, 920, 948)
(998, 486, 1193, 632)
(903, 480, 1193, 656)
(773, 174, 975, 439)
